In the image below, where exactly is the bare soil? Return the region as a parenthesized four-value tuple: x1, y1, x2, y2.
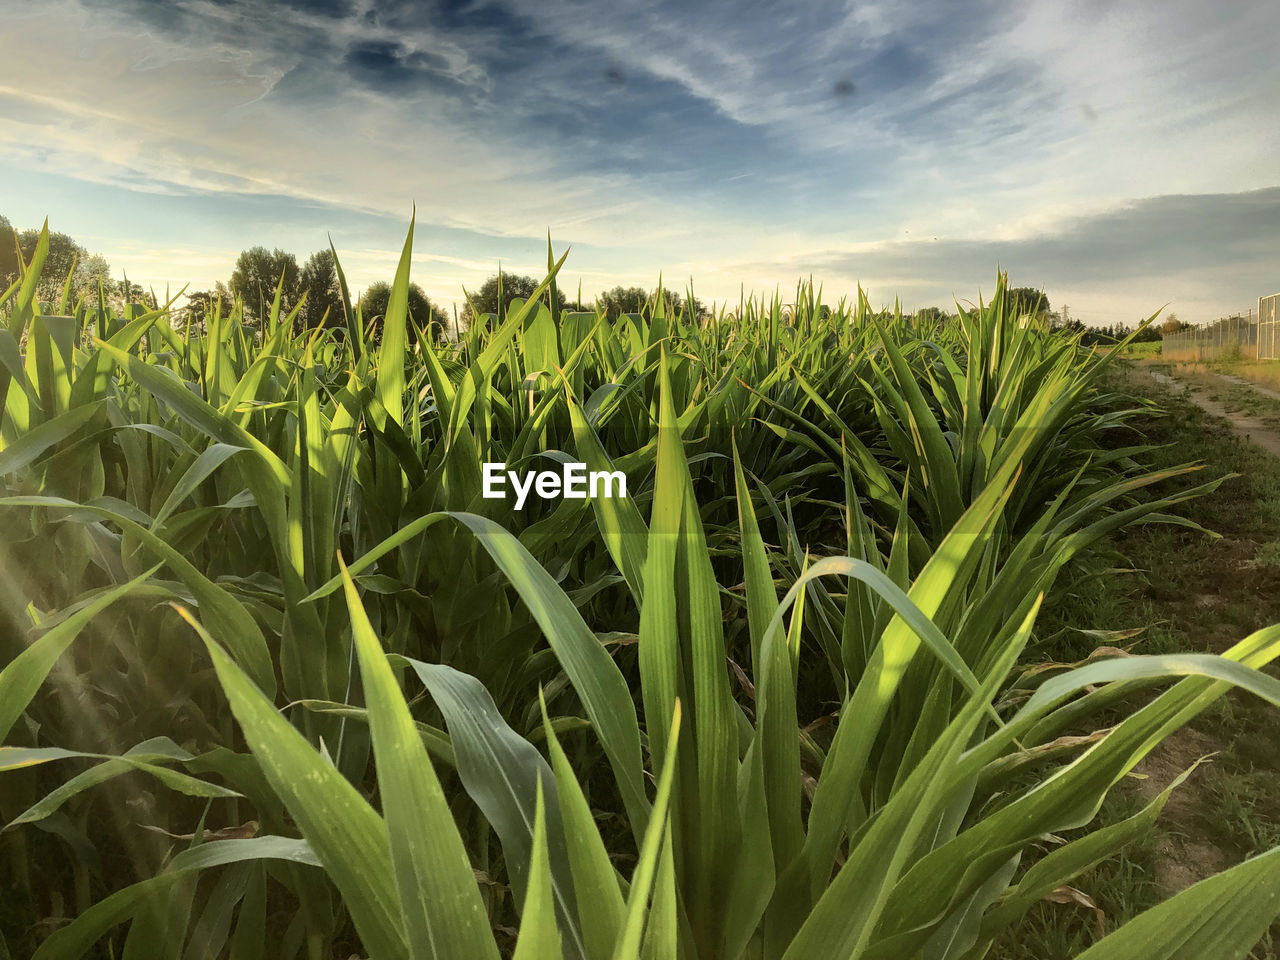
(1133, 728, 1229, 894)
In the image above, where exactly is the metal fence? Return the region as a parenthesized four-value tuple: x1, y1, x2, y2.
(1161, 310, 1257, 362)
(1260, 293, 1280, 360)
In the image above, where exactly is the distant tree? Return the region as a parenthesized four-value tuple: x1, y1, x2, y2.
(187, 282, 237, 325)
(0, 214, 16, 287)
(596, 285, 649, 320)
(71, 253, 113, 305)
(118, 277, 158, 310)
(359, 281, 448, 343)
(1006, 286, 1050, 317)
(1160, 313, 1188, 336)
(1072, 320, 1162, 346)
(914, 306, 949, 324)
(181, 287, 232, 327)
(16, 228, 88, 306)
(596, 285, 708, 322)
(230, 246, 300, 322)
(297, 249, 345, 331)
(0, 219, 160, 314)
(461, 272, 566, 325)
(666, 290, 709, 323)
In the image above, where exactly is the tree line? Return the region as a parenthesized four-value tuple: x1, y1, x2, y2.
(2, 217, 1187, 345)
(1, 216, 716, 339)
(0, 215, 155, 310)
(1004, 288, 1177, 345)
(172, 247, 712, 341)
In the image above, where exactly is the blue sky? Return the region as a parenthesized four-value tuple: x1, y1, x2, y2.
(1, 0, 1277, 324)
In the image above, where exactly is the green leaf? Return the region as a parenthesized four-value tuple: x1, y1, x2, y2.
(512, 782, 563, 960)
(1074, 846, 1280, 960)
(32, 837, 321, 960)
(612, 700, 682, 960)
(962, 764, 1199, 955)
(0, 497, 275, 697)
(290, 699, 455, 767)
(151, 443, 247, 529)
(539, 690, 626, 960)
(567, 391, 649, 605)
(732, 435, 778, 678)
(176, 607, 409, 960)
(802, 471, 1016, 895)
(376, 216, 414, 428)
(400, 657, 585, 960)
(0, 565, 158, 743)
(0, 402, 103, 476)
(785, 600, 1041, 958)
(304, 511, 650, 838)
(3, 739, 242, 827)
(340, 563, 500, 960)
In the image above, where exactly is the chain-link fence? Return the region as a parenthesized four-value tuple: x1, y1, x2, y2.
(1260, 293, 1280, 360)
(1161, 310, 1257, 362)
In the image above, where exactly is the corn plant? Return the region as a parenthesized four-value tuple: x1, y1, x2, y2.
(5, 220, 1280, 958)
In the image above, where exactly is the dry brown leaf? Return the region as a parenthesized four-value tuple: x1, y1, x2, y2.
(1044, 884, 1106, 939)
(140, 820, 258, 842)
(727, 657, 756, 700)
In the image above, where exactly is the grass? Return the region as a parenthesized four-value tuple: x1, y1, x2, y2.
(1156, 356, 1280, 401)
(6, 222, 1280, 958)
(1115, 340, 1162, 358)
(1150, 361, 1280, 426)
(1161, 341, 1258, 363)
(1222, 360, 1280, 396)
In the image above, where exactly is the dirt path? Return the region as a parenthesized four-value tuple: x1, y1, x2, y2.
(1149, 370, 1280, 458)
(1214, 372, 1280, 404)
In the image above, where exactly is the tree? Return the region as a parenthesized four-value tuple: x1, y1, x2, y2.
(1006, 286, 1050, 317)
(596, 285, 709, 322)
(359, 281, 448, 344)
(17, 227, 88, 306)
(596, 285, 649, 320)
(181, 286, 233, 328)
(914, 306, 949, 324)
(0, 219, 152, 314)
(195, 282, 235, 325)
(297, 249, 345, 331)
(668, 291, 710, 323)
(461, 272, 566, 325)
(0, 214, 16, 288)
(117, 277, 158, 310)
(1160, 313, 1188, 336)
(230, 246, 300, 322)
(72, 253, 113, 304)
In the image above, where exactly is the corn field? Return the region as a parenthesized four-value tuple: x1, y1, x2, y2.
(4, 219, 1280, 960)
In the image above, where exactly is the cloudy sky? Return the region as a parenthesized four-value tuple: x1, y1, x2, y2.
(1, 0, 1276, 325)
